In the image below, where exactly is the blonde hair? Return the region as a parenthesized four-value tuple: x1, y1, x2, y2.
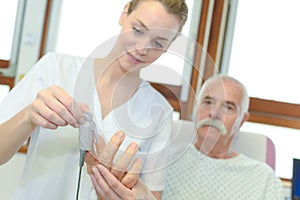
(127, 0, 188, 32)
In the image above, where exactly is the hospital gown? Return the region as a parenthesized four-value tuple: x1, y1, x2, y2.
(162, 145, 283, 200)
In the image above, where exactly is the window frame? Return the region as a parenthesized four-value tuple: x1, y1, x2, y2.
(192, 0, 300, 130)
(3, 0, 299, 172)
(37, 0, 300, 129)
(0, 60, 9, 69)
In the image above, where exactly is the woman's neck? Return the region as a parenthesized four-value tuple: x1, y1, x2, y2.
(94, 55, 141, 86)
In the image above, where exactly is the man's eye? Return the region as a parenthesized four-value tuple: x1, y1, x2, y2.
(225, 105, 234, 111)
(202, 99, 213, 105)
(223, 104, 236, 113)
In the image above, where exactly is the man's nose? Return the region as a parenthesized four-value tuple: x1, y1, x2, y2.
(208, 104, 223, 120)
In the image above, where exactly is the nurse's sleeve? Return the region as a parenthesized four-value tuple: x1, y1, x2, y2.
(0, 53, 57, 123)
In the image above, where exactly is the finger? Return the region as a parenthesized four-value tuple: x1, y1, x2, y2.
(85, 152, 99, 165)
(36, 86, 78, 127)
(91, 165, 122, 200)
(91, 134, 106, 158)
(90, 174, 104, 198)
(88, 134, 106, 174)
(111, 142, 139, 180)
(85, 152, 99, 174)
(31, 99, 67, 128)
(29, 107, 58, 129)
(48, 86, 82, 126)
(121, 158, 142, 189)
(90, 173, 110, 199)
(97, 165, 136, 199)
(48, 86, 89, 127)
(71, 101, 87, 125)
(97, 131, 125, 169)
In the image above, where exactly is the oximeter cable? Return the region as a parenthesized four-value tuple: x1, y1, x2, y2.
(76, 112, 97, 200)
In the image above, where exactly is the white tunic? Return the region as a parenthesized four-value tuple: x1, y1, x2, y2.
(0, 53, 173, 200)
(162, 145, 283, 200)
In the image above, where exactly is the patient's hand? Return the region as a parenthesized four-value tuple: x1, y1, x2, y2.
(85, 131, 135, 175)
(85, 131, 153, 199)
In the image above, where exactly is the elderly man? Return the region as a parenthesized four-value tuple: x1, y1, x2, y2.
(89, 75, 283, 200)
(162, 74, 283, 199)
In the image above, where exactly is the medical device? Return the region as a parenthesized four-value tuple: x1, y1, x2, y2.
(79, 112, 96, 167)
(76, 112, 97, 200)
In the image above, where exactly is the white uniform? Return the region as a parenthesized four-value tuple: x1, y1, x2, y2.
(0, 53, 173, 200)
(162, 145, 283, 200)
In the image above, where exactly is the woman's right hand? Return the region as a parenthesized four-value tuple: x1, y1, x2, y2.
(26, 85, 87, 129)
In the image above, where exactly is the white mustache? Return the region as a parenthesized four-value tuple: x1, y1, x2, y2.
(197, 119, 227, 135)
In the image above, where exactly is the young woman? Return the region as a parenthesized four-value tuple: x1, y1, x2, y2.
(0, 0, 188, 199)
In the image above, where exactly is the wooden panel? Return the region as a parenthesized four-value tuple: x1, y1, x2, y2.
(0, 60, 9, 69)
(250, 97, 300, 118)
(18, 145, 28, 154)
(180, 0, 209, 120)
(207, 0, 224, 62)
(249, 112, 300, 129)
(39, 0, 52, 58)
(0, 75, 15, 89)
(182, 0, 228, 120)
(150, 83, 181, 100)
(150, 82, 182, 112)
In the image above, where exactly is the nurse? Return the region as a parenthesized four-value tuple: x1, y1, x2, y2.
(0, 0, 188, 199)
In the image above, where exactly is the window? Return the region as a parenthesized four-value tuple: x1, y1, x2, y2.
(0, 0, 26, 84)
(44, 0, 201, 118)
(228, 0, 300, 104)
(49, 0, 198, 87)
(226, 0, 300, 179)
(0, 0, 18, 62)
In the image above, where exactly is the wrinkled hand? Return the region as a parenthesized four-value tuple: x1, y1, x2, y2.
(27, 85, 88, 129)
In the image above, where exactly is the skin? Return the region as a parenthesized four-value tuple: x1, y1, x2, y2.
(194, 77, 249, 159)
(0, 1, 181, 200)
(0, 1, 179, 166)
(94, 1, 179, 120)
(88, 1, 182, 199)
(87, 132, 156, 200)
(89, 76, 250, 199)
(0, 85, 88, 165)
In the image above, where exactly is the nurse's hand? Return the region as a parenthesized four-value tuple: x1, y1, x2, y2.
(90, 164, 156, 200)
(26, 85, 87, 129)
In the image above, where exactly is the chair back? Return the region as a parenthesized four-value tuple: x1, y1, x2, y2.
(232, 131, 276, 170)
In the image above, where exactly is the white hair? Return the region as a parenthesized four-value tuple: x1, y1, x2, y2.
(197, 74, 249, 115)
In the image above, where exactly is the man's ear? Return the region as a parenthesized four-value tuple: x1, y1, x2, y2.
(239, 112, 249, 128)
(119, 3, 130, 26)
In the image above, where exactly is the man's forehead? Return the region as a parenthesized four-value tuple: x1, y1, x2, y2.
(201, 80, 241, 104)
(202, 83, 227, 99)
